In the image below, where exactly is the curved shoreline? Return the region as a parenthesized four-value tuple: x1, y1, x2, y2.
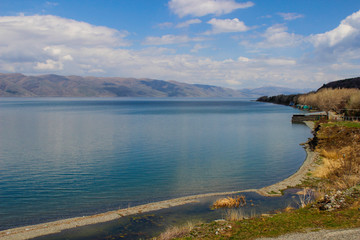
(0, 122, 318, 240)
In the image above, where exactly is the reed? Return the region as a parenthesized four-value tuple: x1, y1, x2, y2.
(224, 209, 246, 221)
(213, 195, 246, 209)
(154, 221, 196, 240)
(297, 188, 314, 208)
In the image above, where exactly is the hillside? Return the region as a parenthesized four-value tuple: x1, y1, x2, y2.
(257, 76, 360, 106)
(0, 73, 310, 98)
(0, 73, 246, 98)
(319, 77, 360, 90)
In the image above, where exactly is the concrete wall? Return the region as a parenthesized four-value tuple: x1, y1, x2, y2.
(292, 114, 327, 123)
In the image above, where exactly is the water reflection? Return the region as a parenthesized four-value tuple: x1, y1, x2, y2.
(0, 98, 311, 230)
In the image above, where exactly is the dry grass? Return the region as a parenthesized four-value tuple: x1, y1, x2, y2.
(213, 195, 246, 209)
(312, 150, 342, 178)
(298, 88, 360, 114)
(296, 188, 314, 208)
(224, 209, 247, 221)
(311, 124, 360, 191)
(347, 94, 360, 115)
(154, 221, 196, 240)
(283, 206, 295, 212)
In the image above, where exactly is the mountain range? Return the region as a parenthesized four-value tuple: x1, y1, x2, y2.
(0, 73, 311, 98)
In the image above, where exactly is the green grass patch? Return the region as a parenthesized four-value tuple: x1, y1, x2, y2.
(322, 121, 360, 128)
(181, 207, 360, 240)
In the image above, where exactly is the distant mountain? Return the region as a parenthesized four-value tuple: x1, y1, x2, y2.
(240, 86, 313, 97)
(0, 73, 248, 98)
(0, 73, 319, 98)
(318, 77, 360, 90)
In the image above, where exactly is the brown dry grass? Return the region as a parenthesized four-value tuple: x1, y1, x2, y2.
(312, 149, 342, 178)
(213, 195, 246, 209)
(154, 221, 196, 240)
(283, 206, 295, 212)
(298, 88, 360, 114)
(224, 209, 247, 221)
(347, 94, 360, 115)
(312, 123, 360, 191)
(296, 188, 314, 208)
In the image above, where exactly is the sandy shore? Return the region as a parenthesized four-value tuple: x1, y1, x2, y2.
(257, 121, 318, 196)
(0, 121, 319, 240)
(0, 190, 257, 240)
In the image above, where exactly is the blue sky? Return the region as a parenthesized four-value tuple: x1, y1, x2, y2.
(0, 0, 360, 89)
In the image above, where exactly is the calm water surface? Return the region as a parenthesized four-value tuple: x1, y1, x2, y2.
(0, 98, 311, 230)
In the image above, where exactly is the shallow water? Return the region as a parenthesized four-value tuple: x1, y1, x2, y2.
(0, 98, 311, 230)
(33, 190, 302, 240)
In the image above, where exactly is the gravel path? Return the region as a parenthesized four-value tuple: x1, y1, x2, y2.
(258, 228, 360, 240)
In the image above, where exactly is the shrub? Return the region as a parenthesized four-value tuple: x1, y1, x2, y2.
(213, 195, 246, 209)
(298, 88, 360, 115)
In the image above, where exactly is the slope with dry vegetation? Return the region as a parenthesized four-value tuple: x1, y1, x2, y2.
(310, 120, 360, 191)
(298, 88, 360, 115)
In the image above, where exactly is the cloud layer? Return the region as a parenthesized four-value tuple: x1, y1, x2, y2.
(168, 0, 254, 17)
(0, 7, 360, 89)
(0, 15, 129, 72)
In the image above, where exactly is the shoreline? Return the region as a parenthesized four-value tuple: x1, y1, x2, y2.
(257, 121, 318, 196)
(0, 122, 318, 240)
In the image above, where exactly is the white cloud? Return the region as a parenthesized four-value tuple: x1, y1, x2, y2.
(238, 56, 250, 62)
(308, 10, 360, 65)
(311, 10, 360, 49)
(190, 43, 208, 52)
(262, 24, 303, 47)
(0, 14, 352, 90)
(263, 58, 296, 66)
(0, 15, 129, 74)
(206, 18, 249, 34)
(35, 59, 63, 70)
(242, 24, 303, 48)
(168, 0, 254, 18)
(331, 62, 360, 71)
(62, 55, 73, 61)
(0, 15, 129, 48)
(157, 22, 173, 28)
(259, 15, 272, 19)
(278, 12, 304, 21)
(46, 1, 59, 7)
(143, 34, 205, 45)
(176, 19, 202, 28)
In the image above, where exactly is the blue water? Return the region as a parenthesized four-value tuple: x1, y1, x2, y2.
(0, 98, 311, 230)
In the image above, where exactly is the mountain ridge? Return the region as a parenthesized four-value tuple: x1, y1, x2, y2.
(0, 73, 310, 98)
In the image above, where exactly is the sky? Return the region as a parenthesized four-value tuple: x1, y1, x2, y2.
(0, 0, 360, 89)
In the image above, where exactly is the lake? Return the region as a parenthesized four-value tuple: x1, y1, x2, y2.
(0, 98, 311, 230)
